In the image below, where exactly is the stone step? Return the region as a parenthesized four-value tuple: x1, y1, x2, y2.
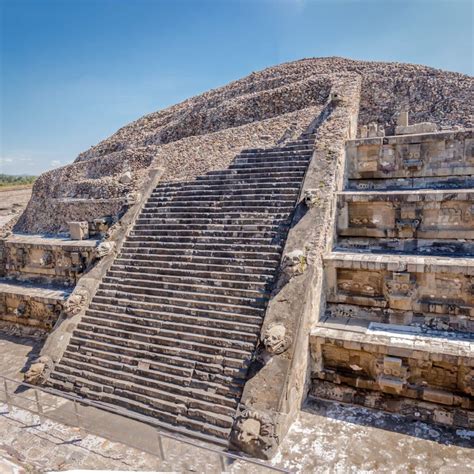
(202, 167, 307, 178)
(94, 289, 265, 317)
(336, 189, 474, 241)
(147, 193, 298, 204)
(65, 344, 193, 377)
(51, 364, 236, 429)
(129, 228, 284, 240)
(103, 272, 271, 293)
(142, 199, 296, 210)
(131, 223, 288, 233)
(66, 342, 247, 382)
(188, 176, 304, 187)
(0, 278, 71, 330)
(151, 187, 300, 198)
(108, 264, 275, 285)
(68, 332, 250, 372)
(86, 304, 261, 335)
(97, 281, 268, 309)
(90, 294, 264, 326)
(108, 264, 274, 284)
(59, 353, 242, 413)
(196, 170, 305, 182)
(236, 148, 313, 157)
(152, 180, 298, 193)
(49, 373, 233, 440)
(101, 274, 270, 299)
(119, 246, 281, 261)
(228, 160, 310, 170)
(125, 234, 285, 246)
(116, 251, 277, 270)
(58, 354, 241, 403)
(138, 210, 290, 221)
(243, 144, 313, 153)
(234, 156, 312, 166)
(135, 216, 289, 227)
(139, 205, 294, 215)
(122, 240, 282, 254)
(112, 256, 277, 276)
(82, 312, 258, 346)
(74, 324, 253, 364)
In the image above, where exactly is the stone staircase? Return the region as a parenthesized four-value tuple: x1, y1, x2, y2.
(48, 133, 316, 443)
(310, 129, 474, 428)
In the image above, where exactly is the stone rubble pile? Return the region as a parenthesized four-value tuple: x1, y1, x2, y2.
(14, 57, 472, 234)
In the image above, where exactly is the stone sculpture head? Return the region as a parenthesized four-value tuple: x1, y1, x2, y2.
(230, 408, 279, 458)
(64, 287, 89, 317)
(263, 323, 290, 355)
(237, 418, 262, 444)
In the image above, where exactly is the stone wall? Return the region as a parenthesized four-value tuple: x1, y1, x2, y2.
(310, 326, 473, 428)
(1, 236, 98, 285)
(347, 130, 473, 190)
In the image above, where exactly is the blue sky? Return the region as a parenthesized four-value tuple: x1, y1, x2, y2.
(1, 0, 472, 175)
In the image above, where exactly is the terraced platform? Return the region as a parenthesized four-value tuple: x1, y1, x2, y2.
(311, 129, 474, 429)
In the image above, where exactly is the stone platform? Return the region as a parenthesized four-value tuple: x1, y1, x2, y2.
(0, 234, 100, 332)
(310, 128, 474, 430)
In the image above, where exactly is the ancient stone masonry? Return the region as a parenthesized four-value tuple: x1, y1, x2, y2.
(0, 234, 101, 331)
(46, 131, 317, 445)
(310, 126, 474, 429)
(1, 58, 472, 460)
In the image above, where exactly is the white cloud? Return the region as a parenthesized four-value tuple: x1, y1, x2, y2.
(50, 160, 62, 168)
(0, 157, 13, 164)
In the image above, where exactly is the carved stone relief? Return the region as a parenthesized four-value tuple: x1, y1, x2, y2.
(230, 407, 278, 458)
(337, 270, 383, 297)
(262, 323, 291, 355)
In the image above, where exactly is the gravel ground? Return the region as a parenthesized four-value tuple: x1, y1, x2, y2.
(0, 188, 32, 232)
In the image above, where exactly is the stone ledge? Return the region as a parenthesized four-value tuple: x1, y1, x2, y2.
(325, 251, 474, 273)
(311, 318, 473, 361)
(0, 279, 71, 302)
(347, 128, 473, 146)
(338, 189, 474, 201)
(4, 234, 100, 249)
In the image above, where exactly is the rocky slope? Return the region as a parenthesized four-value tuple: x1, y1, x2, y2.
(15, 57, 473, 234)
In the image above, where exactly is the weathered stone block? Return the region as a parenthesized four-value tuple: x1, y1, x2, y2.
(69, 221, 89, 240)
(395, 122, 437, 135)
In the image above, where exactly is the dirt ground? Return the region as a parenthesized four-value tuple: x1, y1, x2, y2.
(0, 187, 32, 230)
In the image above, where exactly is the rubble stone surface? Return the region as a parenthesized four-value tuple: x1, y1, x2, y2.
(15, 57, 473, 234)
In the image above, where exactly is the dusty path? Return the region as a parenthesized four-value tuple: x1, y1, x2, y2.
(0, 187, 32, 230)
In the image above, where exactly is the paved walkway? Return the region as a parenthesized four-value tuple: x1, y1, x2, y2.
(273, 399, 474, 473)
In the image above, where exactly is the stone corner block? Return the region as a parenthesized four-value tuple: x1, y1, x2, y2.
(68, 221, 89, 240)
